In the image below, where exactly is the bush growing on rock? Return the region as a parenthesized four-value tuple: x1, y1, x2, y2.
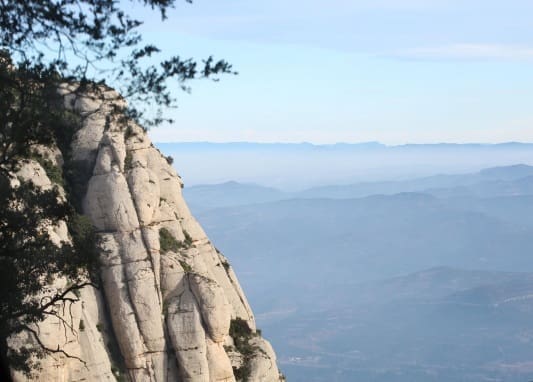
(159, 228, 183, 253)
(229, 318, 261, 381)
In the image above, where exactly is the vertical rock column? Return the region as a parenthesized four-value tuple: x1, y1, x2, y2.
(84, 131, 166, 382)
(67, 88, 283, 382)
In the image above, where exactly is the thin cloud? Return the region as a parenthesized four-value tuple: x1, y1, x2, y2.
(392, 43, 533, 61)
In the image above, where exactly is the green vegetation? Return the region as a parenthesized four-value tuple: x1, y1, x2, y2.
(0, 55, 98, 373)
(69, 214, 95, 253)
(52, 109, 83, 155)
(229, 318, 261, 381)
(0, 0, 234, 374)
(124, 151, 133, 170)
(179, 260, 192, 273)
(159, 228, 194, 254)
(183, 230, 193, 247)
(63, 158, 93, 212)
(223, 345, 235, 353)
(124, 125, 136, 140)
(26, 151, 64, 187)
(159, 228, 183, 253)
(221, 260, 231, 273)
(41, 160, 64, 186)
(28, 154, 64, 186)
(0, 172, 98, 374)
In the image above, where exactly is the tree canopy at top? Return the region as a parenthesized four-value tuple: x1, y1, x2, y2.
(0, 0, 235, 126)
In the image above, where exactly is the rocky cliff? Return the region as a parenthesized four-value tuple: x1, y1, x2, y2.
(9, 88, 283, 382)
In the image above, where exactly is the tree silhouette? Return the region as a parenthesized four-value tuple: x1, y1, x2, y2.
(0, 0, 234, 377)
(1, 0, 235, 127)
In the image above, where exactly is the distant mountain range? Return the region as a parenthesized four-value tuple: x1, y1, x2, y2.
(156, 142, 533, 189)
(158, 141, 533, 151)
(297, 164, 533, 199)
(184, 163, 533, 382)
(184, 164, 533, 212)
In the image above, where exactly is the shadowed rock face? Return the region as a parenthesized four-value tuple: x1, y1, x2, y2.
(10, 90, 283, 382)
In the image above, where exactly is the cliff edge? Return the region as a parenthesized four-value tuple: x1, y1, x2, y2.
(9, 88, 284, 382)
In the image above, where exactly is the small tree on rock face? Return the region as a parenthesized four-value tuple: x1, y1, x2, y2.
(0, 51, 67, 175)
(0, 53, 101, 377)
(0, 177, 98, 376)
(0, 0, 234, 377)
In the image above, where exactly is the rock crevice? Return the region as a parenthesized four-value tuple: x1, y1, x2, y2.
(10, 90, 283, 382)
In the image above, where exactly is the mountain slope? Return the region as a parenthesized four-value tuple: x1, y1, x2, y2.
(182, 164, 533, 213)
(184, 181, 288, 213)
(297, 164, 533, 199)
(9, 88, 283, 382)
(265, 268, 533, 382)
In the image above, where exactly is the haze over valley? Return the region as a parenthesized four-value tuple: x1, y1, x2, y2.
(173, 143, 533, 381)
(159, 142, 533, 190)
(5, 0, 533, 380)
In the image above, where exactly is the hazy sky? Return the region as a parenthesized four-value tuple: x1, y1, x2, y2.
(132, 1, 533, 144)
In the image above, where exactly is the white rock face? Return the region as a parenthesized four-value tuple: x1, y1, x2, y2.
(247, 338, 282, 382)
(11, 90, 283, 382)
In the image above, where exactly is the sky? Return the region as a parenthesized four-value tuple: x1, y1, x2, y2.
(129, 0, 533, 144)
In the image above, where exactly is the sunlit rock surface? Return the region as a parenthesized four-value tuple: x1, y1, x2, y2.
(10, 90, 283, 382)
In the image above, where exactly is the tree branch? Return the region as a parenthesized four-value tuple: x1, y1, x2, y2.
(22, 325, 87, 368)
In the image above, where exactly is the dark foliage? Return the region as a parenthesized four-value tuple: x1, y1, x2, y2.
(0, 0, 235, 127)
(0, 175, 98, 375)
(0, 51, 65, 175)
(29, 154, 64, 186)
(179, 260, 192, 273)
(0, 0, 234, 376)
(229, 318, 261, 381)
(159, 227, 184, 253)
(183, 230, 193, 247)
